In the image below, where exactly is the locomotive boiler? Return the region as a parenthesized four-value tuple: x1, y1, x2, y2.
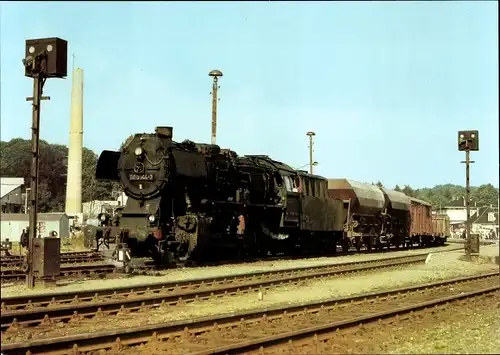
(92, 126, 345, 267)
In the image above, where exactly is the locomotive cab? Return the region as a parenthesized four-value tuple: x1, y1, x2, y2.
(281, 174, 301, 227)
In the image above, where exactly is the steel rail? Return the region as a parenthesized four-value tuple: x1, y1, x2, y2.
(0, 263, 116, 282)
(206, 282, 499, 354)
(0, 254, 430, 330)
(1, 272, 497, 355)
(0, 250, 97, 261)
(1, 255, 103, 268)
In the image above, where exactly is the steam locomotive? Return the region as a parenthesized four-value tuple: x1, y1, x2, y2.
(88, 126, 448, 268)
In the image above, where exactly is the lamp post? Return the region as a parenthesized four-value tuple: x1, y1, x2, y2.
(209, 69, 223, 145)
(296, 162, 318, 171)
(306, 131, 316, 174)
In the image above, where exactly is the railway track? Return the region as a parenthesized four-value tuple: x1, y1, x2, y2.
(1, 253, 430, 333)
(0, 263, 117, 282)
(2, 272, 500, 355)
(0, 251, 103, 268)
(1, 271, 497, 355)
(193, 243, 462, 267)
(1, 250, 97, 260)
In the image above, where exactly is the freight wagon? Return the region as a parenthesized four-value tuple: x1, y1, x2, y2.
(432, 213, 451, 243)
(327, 179, 412, 251)
(327, 180, 449, 251)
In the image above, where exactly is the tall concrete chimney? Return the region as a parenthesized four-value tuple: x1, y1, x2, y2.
(65, 68, 84, 216)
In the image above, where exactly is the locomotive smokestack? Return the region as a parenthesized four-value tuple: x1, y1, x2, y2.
(65, 67, 84, 217)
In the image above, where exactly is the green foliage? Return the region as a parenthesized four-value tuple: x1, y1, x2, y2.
(0, 138, 114, 212)
(2, 137, 497, 213)
(120, 135, 135, 151)
(393, 183, 499, 208)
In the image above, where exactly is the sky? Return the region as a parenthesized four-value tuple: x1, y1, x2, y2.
(0, 1, 498, 189)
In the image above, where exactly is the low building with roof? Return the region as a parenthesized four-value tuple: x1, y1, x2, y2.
(0, 177, 25, 213)
(437, 197, 481, 236)
(466, 206, 499, 240)
(0, 213, 70, 242)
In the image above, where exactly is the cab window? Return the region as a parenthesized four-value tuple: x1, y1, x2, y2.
(316, 181, 323, 197)
(303, 178, 309, 195)
(309, 179, 316, 196)
(284, 176, 292, 192)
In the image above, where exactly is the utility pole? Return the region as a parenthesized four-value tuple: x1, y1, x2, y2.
(25, 57, 47, 288)
(208, 69, 223, 145)
(23, 37, 68, 288)
(458, 130, 479, 260)
(306, 131, 316, 174)
(24, 188, 31, 214)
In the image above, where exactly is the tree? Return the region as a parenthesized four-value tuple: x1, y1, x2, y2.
(120, 135, 135, 151)
(0, 138, 114, 212)
(394, 185, 402, 192)
(471, 183, 499, 207)
(82, 147, 115, 202)
(402, 185, 416, 198)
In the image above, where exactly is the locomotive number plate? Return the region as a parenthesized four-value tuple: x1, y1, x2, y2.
(129, 173, 154, 181)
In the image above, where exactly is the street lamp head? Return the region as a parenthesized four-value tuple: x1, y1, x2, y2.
(312, 161, 318, 166)
(306, 131, 316, 137)
(209, 69, 223, 78)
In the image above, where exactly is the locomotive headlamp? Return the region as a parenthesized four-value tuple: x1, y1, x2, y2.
(100, 214, 107, 222)
(134, 147, 143, 156)
(148, 214, 156, 223)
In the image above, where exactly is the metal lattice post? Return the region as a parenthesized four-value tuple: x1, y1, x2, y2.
(306, 131, 316, 174)
(209, 70, 223, 145)
(464, 149, 471, 259)
(27, 73, 43, 288)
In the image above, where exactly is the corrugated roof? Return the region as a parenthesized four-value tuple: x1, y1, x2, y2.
(382, 188, 411, 211)
(0, 213, 68, 222)
(328, 178, 386, 210)
(0, 177, 24, 198)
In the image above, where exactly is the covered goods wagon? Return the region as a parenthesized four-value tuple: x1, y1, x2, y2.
(327, 179, 386, 250)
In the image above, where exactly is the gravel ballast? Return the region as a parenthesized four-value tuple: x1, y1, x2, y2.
(2, 246, 498, 344)
(0, 244, 467, 297)
(387, 295, 500, 354)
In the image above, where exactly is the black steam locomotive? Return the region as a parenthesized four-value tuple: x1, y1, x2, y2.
(92, 126, 345, 267)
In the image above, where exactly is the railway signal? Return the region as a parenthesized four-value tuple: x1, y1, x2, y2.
(457, 130, 479, 260)
(23, 37, 68, 288)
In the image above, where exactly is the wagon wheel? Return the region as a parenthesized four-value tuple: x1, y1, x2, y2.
(341, 237, 350, 253)
(366, 237, 373, 252)
(355, 236, 362, 252)
(366, 228, 376, 252)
